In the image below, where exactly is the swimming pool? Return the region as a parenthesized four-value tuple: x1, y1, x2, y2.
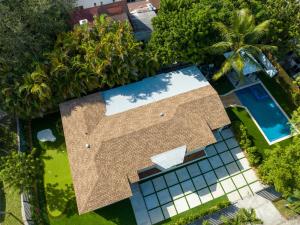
(235, 83, 291, 144)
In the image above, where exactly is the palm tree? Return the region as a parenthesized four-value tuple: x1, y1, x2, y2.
(221, 208, 263, 225)
(210, 9, 277, 81)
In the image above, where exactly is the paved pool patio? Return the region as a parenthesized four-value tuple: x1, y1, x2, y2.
(132, 128, 265, 225)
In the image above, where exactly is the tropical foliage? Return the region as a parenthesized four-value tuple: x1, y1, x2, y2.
(259, 136, 300, 197)
(0, 150, 43, 192)
(148, 0, 233, 66)
(0, 0, 72, 118)
(233, 122, 262, 167)
(220, 208, 263, 225)
(290, 106, 300, 133)
(0, 122, 17, 155)
(209, 9, 276, 80)
(1, 15, 158, 119)
(0, 0, 72, 71)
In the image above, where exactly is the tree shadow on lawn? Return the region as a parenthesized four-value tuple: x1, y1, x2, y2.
(94, 199, 137, 225)
(45, 183, 136, 224)
(45, 183, 76, 217)
(32, 112, 66, 154)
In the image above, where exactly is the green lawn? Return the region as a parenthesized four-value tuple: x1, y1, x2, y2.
(0, 183, 23, 225)
(31, 113, 137, 225)
(226, 107, 292, 157)
(159, 196, 229, 225)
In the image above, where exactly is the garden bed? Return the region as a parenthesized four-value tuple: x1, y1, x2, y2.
(158, 196, 230, 225)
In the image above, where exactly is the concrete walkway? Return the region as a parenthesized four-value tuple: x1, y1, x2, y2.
(191, 193, 289, 225)
(235, 194, 286, 225)
(220, 93, 241, 108)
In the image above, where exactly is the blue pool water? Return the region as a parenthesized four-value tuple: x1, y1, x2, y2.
(235, 83, 291, 143)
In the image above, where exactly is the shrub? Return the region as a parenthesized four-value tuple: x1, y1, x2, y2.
(232, 122, 262, 167)
(170, 201, 230, 225)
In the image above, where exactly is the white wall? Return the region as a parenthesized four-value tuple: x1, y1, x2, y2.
(75, 0, 122, 9)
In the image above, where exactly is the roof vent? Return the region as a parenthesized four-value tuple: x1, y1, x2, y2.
(79, 19, 88, 25)
(85, 143, 90, 149)
(160, 112, 165, 117)
(146, 3, 156, 11)
(147, 3, 156, 11)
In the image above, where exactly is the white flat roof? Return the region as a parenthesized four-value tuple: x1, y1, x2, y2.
(151, 145, 186, 170)
(102, 66, 209, 116)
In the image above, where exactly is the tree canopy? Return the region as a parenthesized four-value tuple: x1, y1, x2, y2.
(149, 0, 300, 66)
(148, 0, 234, 66)
(0, 0, 72, 118)
(259, 137, 300, 197)
(0, 0, 72, 72)
(0, 150, 43, 192)
(1, 16, 158, 119)
(209, 9, 276, 80)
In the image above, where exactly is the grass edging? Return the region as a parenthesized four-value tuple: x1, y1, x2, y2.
(158, 196, 230, 225)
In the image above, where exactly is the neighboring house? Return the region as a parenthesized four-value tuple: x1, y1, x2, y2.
(127, 0, 157, 41)
(70, 1, 129, 26)
(71, 0, 158, 41)
(59, 66, 230, 214)
(280, 51, 300, 79)
(75, 0, 123, 9)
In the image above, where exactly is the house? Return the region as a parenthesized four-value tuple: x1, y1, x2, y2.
(59, 66, 230, 214)
(127, 0, 157, 41)
(71, 0, 158, 41)
(70, 1, 129, 26)
(75, 0, 123, 9)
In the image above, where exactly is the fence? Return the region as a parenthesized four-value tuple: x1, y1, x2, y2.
(16, 119, 34, 225)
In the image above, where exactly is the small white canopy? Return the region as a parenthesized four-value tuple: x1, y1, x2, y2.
(224, 51, 277, 77)
(224, 51, 261, 75)
(37, 129, 56, 142)
(151, 145, 186, 170)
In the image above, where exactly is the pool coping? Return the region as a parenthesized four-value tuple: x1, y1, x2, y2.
(229, 81, 293, 145)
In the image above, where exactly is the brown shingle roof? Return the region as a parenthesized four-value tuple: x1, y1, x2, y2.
(149, 0, 160, 9)
(70, 1, 129, 26)
(60, 72, 230, 214)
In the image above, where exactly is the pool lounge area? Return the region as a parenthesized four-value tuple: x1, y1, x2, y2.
(235, 83, 292, 144)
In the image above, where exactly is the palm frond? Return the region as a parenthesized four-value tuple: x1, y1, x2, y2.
(207, 41, 233, 55)
(252, 44, 278, 53)
(213, 22, 234, 42)
(245, 20, 272, 43)
(212, 59, 233, 80)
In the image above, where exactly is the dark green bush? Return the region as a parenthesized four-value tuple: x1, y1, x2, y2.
(232, 122, 262, 167)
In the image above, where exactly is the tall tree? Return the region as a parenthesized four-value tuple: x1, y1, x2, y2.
(209, 9, 276, 80)
(0, 0, 72, 71)
(2, 15, 158, 119)
(0, 150, 43, 192)
(47, 15, 158, 104)
(259, 137, 300, 197)
(148, 0, 236, 66)
(0, 0, 72, 118)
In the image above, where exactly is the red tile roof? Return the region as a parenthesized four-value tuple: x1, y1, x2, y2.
(70, 1, 129, 26)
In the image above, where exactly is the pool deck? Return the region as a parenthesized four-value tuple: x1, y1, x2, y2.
(220, 93, 241, 108)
